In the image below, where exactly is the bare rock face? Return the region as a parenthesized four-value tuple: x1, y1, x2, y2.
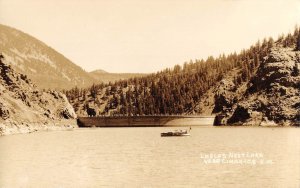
(225, 47, 300, 126)
(47, 91, 77, 119)
(212, 79, 237, 113)
(0, 55, 77, 135)
(0, 102, 10, 120)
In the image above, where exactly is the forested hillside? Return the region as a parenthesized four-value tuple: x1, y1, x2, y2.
(66, 27, 300, 123)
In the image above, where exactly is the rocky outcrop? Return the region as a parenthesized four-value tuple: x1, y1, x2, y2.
(212, 79, 237, 113)
(215, 46, 300, 126)
(0, 55, 77, 135)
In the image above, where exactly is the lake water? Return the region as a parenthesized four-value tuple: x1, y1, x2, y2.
(0, 127, 299, 188)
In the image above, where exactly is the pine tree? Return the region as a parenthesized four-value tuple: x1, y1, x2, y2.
(296, 32, 300, 51)
(90, 84, 97, 99)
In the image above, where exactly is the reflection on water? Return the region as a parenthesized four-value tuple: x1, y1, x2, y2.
(0, 127, 299, 187)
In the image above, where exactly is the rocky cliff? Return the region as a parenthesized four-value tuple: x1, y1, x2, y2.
(212, 46, 300, 126)
(0, 54, 77, 135)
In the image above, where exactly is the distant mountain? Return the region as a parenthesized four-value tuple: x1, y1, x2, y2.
(0, 55, 77, 135)
(0, 24, 95, 90)
(91, 69, 108, 74)
(89, 69, 147, 83)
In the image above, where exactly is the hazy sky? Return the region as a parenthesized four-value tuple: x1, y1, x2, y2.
(1, 0, 300, 73)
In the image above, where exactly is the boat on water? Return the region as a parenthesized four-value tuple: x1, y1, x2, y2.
(161, 129, 190, 137)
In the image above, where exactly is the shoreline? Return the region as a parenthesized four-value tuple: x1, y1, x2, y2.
(0, 119, 77, 136)
(1, 119, 299, 136)
(2, 124, 299, 137)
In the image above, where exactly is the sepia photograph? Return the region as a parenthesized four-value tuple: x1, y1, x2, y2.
(0, 0, 299, 187)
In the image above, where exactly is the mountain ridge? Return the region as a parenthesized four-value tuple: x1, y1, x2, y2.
(0, 24, 147, 89)
(0, 24, 97, 90)
(90, 69, 108, 74)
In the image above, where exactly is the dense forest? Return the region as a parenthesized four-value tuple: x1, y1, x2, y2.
(65, 27, 300, 116)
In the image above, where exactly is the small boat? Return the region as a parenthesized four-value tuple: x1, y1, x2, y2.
(161, 129, 190, 137)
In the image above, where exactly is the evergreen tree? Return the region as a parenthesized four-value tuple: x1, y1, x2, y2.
(296, 32, 300, 51)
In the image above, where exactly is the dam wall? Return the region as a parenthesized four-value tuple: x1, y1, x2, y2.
(77, 116, 215, 127)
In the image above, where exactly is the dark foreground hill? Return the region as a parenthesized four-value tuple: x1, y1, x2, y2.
(0, 55, 77, 135)
(66, 28, 300, 126)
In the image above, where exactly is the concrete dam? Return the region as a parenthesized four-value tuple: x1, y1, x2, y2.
(77, 115, 216, 127)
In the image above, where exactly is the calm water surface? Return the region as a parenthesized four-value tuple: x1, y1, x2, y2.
(0, 127, 299, 188)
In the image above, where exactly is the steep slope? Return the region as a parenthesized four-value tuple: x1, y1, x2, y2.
(0, 24, 95, 90)
(90, 69, 147, 83)
(213, 46, 300, 126)
(0, 54, 77, 135)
